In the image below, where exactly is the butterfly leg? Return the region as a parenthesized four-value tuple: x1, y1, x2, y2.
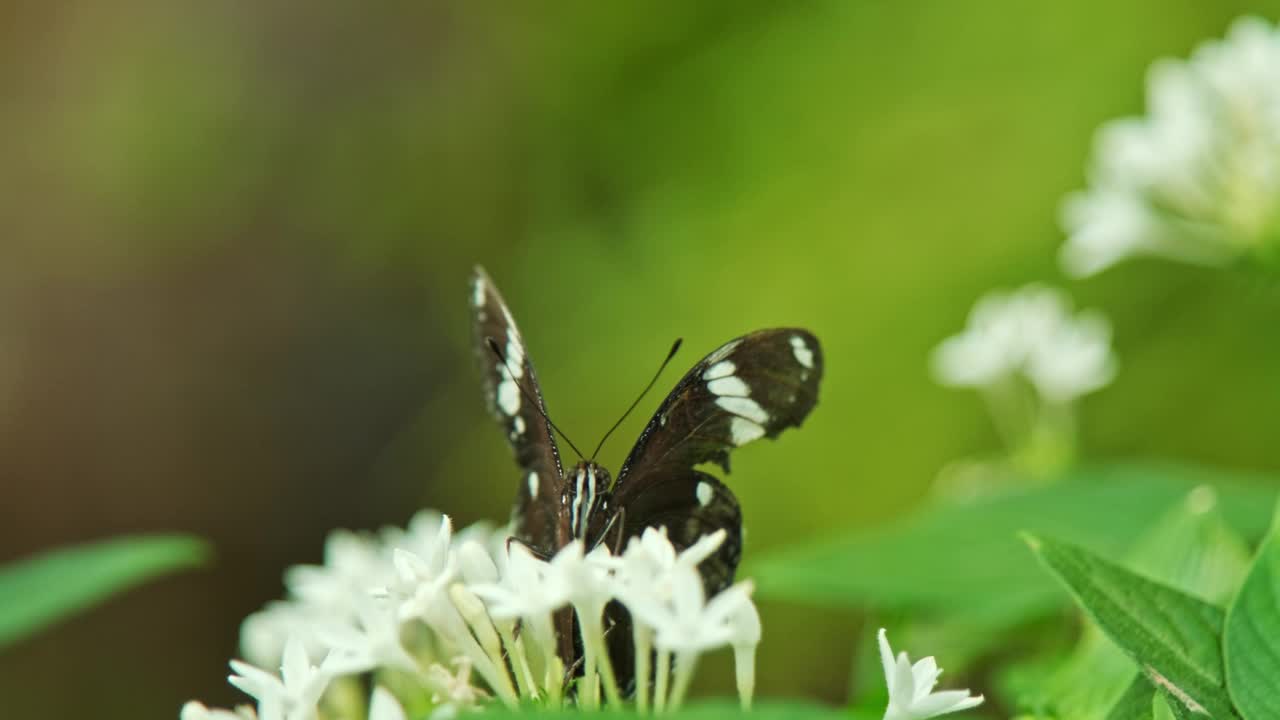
(506, 535, 552, 561)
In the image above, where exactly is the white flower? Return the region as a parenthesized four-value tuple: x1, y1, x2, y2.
(469, 541, 570, 623)
(189, 509, 761, 716)
(727, 599, 762, 710)
(879, 629, 983, 720)
(1023, 309, 1115, 402)
(368, 687, 407, 720)
(630, 566, 753, 654)
(426, 658, 488, 710)
(390, 546, 457, 623)
(932, 285, 1116, 403)
(456, 539, 499, 585)
(559, 542, 617, 620)
(613, 527, 726, 608)
(285, 531, 390, 611)
(228, 636, 332, 720)
(316, 594, 418, 676)
(1061, 16, 1280, 276)
(239, 602, 336, 670)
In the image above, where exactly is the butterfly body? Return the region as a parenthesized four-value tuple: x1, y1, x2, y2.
(469, 266, 821, 689)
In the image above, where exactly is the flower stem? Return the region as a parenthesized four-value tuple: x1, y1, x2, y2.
(495, 621, 537, 700)
(667, 652, 698, 711)
(653, 649, 671, 714)
(429, 605, 517, 707)
(579, 627, 600, 710)
(633, 624, 653, 714)
(546, 656, 565, 708)
(449, 585, 518, 704)
(733, 643, 755, 710)
(594, 631, 623, 708)
(576, 605, 623, 708)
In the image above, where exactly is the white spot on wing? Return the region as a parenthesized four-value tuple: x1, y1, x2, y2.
(505, 336, 526, 379)
(729, 417, 766, 445)
(527, 471, 539, 497)
(705, 338, 742, 366)
(790, 335, 814, 369)
(497, 379, 520, 416)
(472, 276, 487, 307)
(696, 481, 713, 507)
(716, 396, 770, 424)
(495, 333, 527, 417)
(707, 376, 750, 397)
(512, 415, 526, 436)
(702, 360, 736, 380)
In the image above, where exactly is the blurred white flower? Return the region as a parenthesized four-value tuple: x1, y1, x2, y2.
(187, 512, 758, 717)
(316, 594, 418, 676)
(879, 629, 983, 720)
(426, 658, 489, 717)
(471, 540, 570, 625)
(727, 598, 761, 710)
(228, 636, 333, 720)
(367, 687, 406, 720)
(932, 285, 1116, 403)
(1061, 16, 1280, 276)
(631, 569, 748, 654)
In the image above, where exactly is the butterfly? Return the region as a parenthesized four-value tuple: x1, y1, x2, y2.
(469, 265, 823, 690)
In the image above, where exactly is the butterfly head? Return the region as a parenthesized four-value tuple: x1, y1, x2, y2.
(564, 460, 614, 542)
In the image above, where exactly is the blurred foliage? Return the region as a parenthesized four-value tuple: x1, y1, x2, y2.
(0, 535, 207, 650)
(750, 463, 1274, 623)
(1223, 505, 1280, 720)
(4, 1, 1280, 717)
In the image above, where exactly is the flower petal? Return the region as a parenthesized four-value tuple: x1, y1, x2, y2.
(910, 689, 984, 717)
(877, 629, 897, 694)
(909, 655, 940, 700)
(368, 687, 408, 720)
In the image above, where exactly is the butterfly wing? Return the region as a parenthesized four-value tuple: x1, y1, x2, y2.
(470, 266, 567, 553)
(605, 329, 820, 694)
(615, 328, 823, 485)
(603, 469, 743, 695)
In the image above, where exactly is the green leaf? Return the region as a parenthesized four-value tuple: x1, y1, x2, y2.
(1224, 503, 1280, 720)
(751, 462, 1272, 614)
(1022, 488, 1253, 719)
(468, 699, 852, 719)
(0, 535, 209, 650)
(1104, 677, 1155, 720)
(1026, 534, 1236, 719)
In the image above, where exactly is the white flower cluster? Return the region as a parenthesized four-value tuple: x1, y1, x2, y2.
(1061, 16, 1280, 276)
(932, 285, 1116, 404)
(182, 511, 760, 720)
(878, 630, 982, 720)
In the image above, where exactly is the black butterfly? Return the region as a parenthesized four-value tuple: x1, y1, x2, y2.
(469, 265, 822, 689)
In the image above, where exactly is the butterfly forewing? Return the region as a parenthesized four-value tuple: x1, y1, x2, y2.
(470, 267, 566, 553)
(616, 328, 823, 484)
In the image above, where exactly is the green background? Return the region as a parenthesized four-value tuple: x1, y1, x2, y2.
(2, 1, 1280, 717)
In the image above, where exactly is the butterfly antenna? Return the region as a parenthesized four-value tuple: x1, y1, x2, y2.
(485, 337, 586, 460)
(591, 338, 682, 461)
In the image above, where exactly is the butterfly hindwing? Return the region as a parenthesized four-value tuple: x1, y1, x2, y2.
(470, 266, 566, 553)
(615, 328, 823, 483)
(616, 470, 742, 592)
(604, 470, 742, 694)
